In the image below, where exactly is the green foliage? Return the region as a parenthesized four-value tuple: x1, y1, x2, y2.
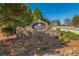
(32, 8, 43, 21)
(2, 25, 16, 35)
(72, 15, 79, 27)
(59, 31, 79, 42)
(0, 4, 51, 28)
(42, 18, 50, 24)
(51, 19, 61, 26)
(40, 45, 48, 51)
(64, 18, 71, 26)
(2, 24, 16, 40)
(0, 3, 32, 28)
(60, 24, 65, 26)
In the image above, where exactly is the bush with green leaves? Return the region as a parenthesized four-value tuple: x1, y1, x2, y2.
(40, 45, 48, 51)
(59, 31, 79, 42)
(2, 25, 16, 39)
(2, 25, 15, 34)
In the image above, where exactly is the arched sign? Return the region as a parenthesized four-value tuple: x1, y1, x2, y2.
(30, 21, 49, 32)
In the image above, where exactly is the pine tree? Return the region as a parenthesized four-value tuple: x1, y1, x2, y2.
(0, 3, 32, 27)
(32, 8, 43, 21)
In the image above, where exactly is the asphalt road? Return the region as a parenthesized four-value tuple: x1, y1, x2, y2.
(61, 27, 79, 31)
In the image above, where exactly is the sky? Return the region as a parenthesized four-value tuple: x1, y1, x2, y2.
(28, 3, 79, 24)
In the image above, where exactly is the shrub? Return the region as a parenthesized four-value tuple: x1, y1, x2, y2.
(40, 45, 48, 51)
(59, 31, 79, 42)
(2, 26, 16, 35)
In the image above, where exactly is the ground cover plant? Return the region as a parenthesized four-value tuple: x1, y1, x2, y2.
(59, 31, 79, 42)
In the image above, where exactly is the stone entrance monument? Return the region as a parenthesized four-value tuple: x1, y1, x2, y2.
(30, 20, 49, 32)
(16, 20, 60, 40)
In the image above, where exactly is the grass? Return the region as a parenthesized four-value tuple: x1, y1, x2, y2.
(59, 31, 79, 42)
(54, 26, 79, 34)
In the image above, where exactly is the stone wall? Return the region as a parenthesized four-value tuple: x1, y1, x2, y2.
(16, 26, 60, 40)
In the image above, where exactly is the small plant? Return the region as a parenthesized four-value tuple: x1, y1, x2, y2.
(2, 25, 16, 39)
(40, 45, 48, 51)
(64, 48, 77, 56)
(59, 31, 79, 42)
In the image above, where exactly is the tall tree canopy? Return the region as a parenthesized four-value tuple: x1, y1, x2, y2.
(0, 4, 51, 28)
(51, 19, 61, 26)
(32, 8, 43, 21)
(42, 18, 50, 24)
(0, 3, 32, 28)
(72, 15, 79, 27)
(64, 18, 71, 26)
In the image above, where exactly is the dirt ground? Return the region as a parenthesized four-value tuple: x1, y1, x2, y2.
(0, 32, 16, 41)
(0, 31, 79, 56)
(0, 32, 7, 40)
(55, 40, 79, 55)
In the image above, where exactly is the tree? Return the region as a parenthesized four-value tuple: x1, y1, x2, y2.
(52, 19, 61, 26)
(0, 3, 33, 40)
(72, 15, 79, 27)
(0, 4, 2, 27)
(64, 18, 71, 26)
(42, 18, 50, 24)
(32, 8, 43, 21)
(0, 3, 33, 28)
(2, 25, 16, 39)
